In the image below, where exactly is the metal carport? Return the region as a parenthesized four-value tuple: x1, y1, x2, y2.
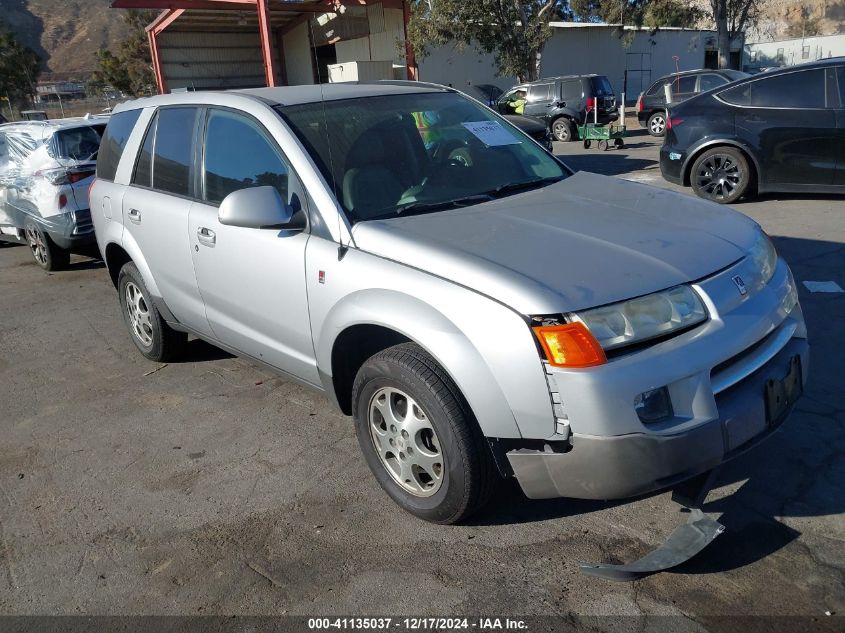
(110, 0, 416, 93)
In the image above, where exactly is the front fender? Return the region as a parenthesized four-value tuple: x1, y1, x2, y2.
(317, 288, 525, 439)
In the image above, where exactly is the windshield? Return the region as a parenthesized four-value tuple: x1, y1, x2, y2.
(51, 125, 104, 161)
(278, 91, 567, 224)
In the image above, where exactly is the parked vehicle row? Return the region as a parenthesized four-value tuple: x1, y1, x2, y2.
(0, 116, 108, 269)
(87, 83, 807, 524)
(661, 58, 845, 203)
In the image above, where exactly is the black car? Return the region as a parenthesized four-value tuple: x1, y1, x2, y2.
(660, 59, 845, 204)
(497, 75, 617, 142)
(463, 85, 553, 151)
(637, 69, 748, 137)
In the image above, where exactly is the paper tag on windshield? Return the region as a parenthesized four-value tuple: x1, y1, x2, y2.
(462, 121, 521, 147)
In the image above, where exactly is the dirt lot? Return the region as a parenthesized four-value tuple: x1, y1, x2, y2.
(1, 129, 843, 625)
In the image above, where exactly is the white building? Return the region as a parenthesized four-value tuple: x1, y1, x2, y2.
(744, 33, 845, 71)
(417, 23, 742, 103)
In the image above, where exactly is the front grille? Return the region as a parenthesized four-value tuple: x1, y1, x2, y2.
(72, 209, 93, 235)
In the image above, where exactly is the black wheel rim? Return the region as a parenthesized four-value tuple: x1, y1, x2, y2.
(695, 154, 744, 201)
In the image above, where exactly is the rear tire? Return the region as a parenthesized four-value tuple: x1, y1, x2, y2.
(647, 111, 667, 137)
(552, 118, 574, 142)
(25, 224, 69, 271)
(352, 343, 497, 524)
(117, 262, 187, 362)
(690, 146, 752, 204)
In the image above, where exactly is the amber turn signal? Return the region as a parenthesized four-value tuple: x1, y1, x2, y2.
(532, 322, 607, 368)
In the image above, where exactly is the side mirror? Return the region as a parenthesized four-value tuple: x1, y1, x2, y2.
(218, 186, 305, 230)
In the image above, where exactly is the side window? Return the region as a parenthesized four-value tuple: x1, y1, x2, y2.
(202, 109, 289, 206)
(528, 83, 552, 102)
(96, 109, 142, 181)
(671, 75, 696, 94)
(132, 112, 157, 188)
(720, 83, 752, 105)
(698, 73, 727, 93)
(750, 69, 825, 108)
(152, 107, 199, 197)
(560, 79, 582, 99)
(832, 67, 845, 108)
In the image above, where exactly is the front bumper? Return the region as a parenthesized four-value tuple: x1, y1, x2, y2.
(507, 255, 808, 500)
(509, 337, 808, 499)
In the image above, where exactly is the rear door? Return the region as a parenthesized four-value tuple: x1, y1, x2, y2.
(726, 68, 837, 188)
(188, 107, 318, 384)
(121, 106, 213, 336)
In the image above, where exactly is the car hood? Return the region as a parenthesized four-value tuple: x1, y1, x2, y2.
(351, 171, 759, 314)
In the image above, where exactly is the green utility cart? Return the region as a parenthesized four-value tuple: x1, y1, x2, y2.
(577, 123, 626, 151)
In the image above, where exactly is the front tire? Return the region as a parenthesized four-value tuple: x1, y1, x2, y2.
(117, 262, 187, 362)
(25, 224, 69, 271)
(551, 118, 574, 142)
(647, 111, 666, 137)
(352, 343, 497, 524)
(690, 146, 752, 204)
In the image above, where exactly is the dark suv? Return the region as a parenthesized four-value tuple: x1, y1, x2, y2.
(498, 75, 617, 142)
(660, 59, 845, 203)
(637, 69, 748, 136)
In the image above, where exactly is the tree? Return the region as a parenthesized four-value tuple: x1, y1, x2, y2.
(0, 24, 41, 109)
(570, 0, 704, 29)
(709, 0, 761, 68)
(91, 10, 157, 96)
(407, 1, 569, 83)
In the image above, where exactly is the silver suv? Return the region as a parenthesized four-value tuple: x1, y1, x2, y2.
(90, 83, 808, 524)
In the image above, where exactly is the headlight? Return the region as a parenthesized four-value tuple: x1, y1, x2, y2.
(568, 285, 708, 352)
(747, 230, 778, 290)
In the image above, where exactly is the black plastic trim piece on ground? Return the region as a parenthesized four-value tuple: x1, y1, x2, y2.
(579, 467, 725, 582)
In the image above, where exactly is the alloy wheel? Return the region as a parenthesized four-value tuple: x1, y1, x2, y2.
(125, 281, 154, 347)
(649, 114, 666, 135)
(695, 154, 744, 201)
(368, 386, 444, 497)
(26, 227, 47, 266)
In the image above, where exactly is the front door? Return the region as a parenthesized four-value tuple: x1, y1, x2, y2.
(188, 108, 318, 385)
(121, 106, 212, 336)
(733, 67, 837, 188)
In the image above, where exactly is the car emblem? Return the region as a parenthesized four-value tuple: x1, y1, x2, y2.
(732, 275, 747, 296)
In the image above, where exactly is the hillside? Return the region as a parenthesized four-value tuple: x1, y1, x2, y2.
(0, 0, 131, 77)
(752, 0, 845, 41)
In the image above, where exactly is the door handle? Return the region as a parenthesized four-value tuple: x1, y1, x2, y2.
(197, 227, 216, 247)
(128, 208, 141, 224)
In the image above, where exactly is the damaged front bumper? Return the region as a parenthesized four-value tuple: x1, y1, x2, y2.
(508, 336, 808, 500)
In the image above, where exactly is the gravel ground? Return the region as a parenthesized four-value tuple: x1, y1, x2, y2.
(0, 129, 843, 626)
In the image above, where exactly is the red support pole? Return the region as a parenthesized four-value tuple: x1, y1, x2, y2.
(402, 0, 416, 80)
(148, 29, 167, 94)
(256, 0, 279, 87)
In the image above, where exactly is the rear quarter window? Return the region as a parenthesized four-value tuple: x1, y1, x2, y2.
(97, 109, 142, 181)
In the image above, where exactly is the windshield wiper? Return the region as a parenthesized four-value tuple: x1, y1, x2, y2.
(487, 176, 564, 197)
(394, 194, 494, 216)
